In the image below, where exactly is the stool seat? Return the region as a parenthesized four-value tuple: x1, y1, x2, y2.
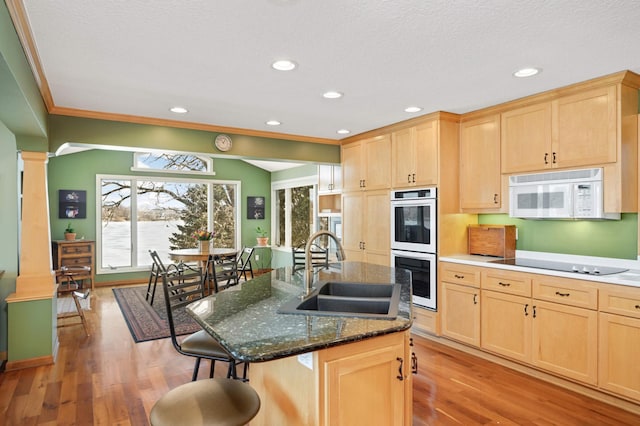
(150, 378, 260, 426)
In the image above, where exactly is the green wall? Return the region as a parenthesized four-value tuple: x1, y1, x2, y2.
(0, 120, 19, 356)
(47, 150, 273, 283)
(479, 213, 638, 260)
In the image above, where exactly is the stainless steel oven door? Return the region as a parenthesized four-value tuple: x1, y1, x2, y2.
(390, 198, 436, 253)
(391, 250, 436, 310)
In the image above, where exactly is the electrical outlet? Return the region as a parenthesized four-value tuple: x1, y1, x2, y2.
(255, 254, 260, 261)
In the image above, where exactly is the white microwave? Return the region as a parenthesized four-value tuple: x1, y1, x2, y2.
(509, 168, 620, 220)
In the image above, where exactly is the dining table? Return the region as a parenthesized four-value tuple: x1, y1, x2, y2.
(168, 247, 238, 264)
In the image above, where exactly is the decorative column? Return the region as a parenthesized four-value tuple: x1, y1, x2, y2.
(6, 151, 56, 370)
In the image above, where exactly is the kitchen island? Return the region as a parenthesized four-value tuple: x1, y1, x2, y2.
(186, 261, 414, 426)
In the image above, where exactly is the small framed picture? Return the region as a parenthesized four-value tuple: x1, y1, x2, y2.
(247, 196, 265, 219)
(59, 190, 87, 219)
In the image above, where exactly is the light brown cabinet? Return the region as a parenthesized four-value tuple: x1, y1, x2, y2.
(251, 331, 412, 426)
(342, 135, 391, 192)
(440, 263, 480, 347)
(501, 102, 553, 174)
(598, 285, 640, 401)
(460, 114, 503, 211)
(342, 190, 389, 266)
(391, 122, 438, 188)
(52, 240, 95, 289)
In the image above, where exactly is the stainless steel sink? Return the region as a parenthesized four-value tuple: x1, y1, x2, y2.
(278, 281, 401, 319)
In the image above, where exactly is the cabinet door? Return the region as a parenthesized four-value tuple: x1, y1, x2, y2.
(481, 291, 531, 363)
(363, 190, 389, 260)
(341, 193, 363, 254)
(318, 165, 334, 192)
(391, 128, 415, 188)
(532, 300, 598, 385)
(552, 86, 617, 168)
(441, 282, 480, 347)
(331, 165, 342, 192)
(414, 121, 438, 186)
(501, 102, 552, 173)
(324, 335, 406, 426)
(363, 135, 391, 190)
(342, 142, 364, 192)
(598, 312, 640, 401)
(460, 115, 502, 210)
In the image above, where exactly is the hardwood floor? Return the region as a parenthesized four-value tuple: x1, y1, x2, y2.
(0, 286, 639, 425)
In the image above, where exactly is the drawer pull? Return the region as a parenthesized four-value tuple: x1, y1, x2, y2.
(524, 304, 529, 316)
(473, 294, 478, 305)
(454, 274, 465, 279)
(555, 291, 570, 297)
(498, 281, 511, 287)
(635, 305, 640, 310)
(533, 305, 537, 318)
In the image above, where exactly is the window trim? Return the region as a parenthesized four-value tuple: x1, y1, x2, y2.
(96, 173, 240, 274)
(271, 175, 318, 252)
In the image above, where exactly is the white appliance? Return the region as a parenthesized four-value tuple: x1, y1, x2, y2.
(509, 168, 619, 220)
(391, 188, 438, 310)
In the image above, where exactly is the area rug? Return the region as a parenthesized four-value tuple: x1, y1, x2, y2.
(112, 285, 201, 343)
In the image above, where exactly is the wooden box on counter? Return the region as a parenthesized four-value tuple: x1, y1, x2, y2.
(468, 225, 516, 258)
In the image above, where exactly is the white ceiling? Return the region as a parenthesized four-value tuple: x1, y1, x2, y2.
(18, 0, 640, 142)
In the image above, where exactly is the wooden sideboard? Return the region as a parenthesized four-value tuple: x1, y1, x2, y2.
(52, 240, 95, 290)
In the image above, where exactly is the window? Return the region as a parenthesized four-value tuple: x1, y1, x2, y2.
(97, 173, 240, 273)
(272, 176, 317, 249)
(132, 152, 214, 175)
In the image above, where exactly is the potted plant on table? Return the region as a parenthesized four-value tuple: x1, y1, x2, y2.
(255, 226, 269, 246)
(194, 230, 214, 253)
(64, 222, 76, 241)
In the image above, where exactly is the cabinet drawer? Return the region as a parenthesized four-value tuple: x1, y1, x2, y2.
(61, 243, 92, 256)
(61, 257, 92, 267)
(599, 286, 640, 319)
(533, 276, 598, 309)
(482, 269, 531, 297)
(440, 263, 480, 287)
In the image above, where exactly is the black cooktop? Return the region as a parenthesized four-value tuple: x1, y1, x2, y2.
(488, 258, 628, 276)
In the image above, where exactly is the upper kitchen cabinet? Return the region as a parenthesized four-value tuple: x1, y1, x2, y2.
(498, 71, 640, 213)
(460, 114, 504, 211)
(318, 164, 342, 193)
(391, 121, 438, 188)
(342, 135, 391, 192)
(501, 102, 552, 174)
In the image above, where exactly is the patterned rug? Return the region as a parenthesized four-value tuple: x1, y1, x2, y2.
(112, 285, 201, 343)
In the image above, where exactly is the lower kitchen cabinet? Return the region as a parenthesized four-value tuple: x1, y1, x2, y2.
(598, 285, 640, 401)
(532, 300, 598, 385)
(481, 290, 532, 363)
(441, 281, 480, 347)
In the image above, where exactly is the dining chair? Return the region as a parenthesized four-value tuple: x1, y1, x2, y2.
(149, 378, 260, 426)
(160, 270, 245, 381)
(56, 266, 91, 336)
(292, 242, 328, 270)
(147, 250, 202, 305)
(237, 246, 255, 281)
(204, 253, 240, 293)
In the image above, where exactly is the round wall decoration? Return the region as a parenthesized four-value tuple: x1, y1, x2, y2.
(214, 134, 233, 152)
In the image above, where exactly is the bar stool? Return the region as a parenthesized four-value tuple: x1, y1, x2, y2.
(56, 266, 91, 336)
(149, 378, 260, 426)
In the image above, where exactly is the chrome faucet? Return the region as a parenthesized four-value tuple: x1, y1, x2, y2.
(304, 230, 346, 293)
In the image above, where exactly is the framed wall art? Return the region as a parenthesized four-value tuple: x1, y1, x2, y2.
(59, 189, 87, 219)
(247, 196, 265, 219)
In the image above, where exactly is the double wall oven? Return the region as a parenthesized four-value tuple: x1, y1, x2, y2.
(390, 188, 437, 310)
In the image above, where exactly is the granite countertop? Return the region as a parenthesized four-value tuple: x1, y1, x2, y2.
(186, 261, 413, 363)
(441, 252, 640, 289)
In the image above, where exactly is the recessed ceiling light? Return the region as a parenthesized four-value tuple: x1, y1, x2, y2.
(337, 129, 350, 135)
(323, 91, 343, 99)
(170, 106, 188, 113)
(272, 60, 297, 71)
(266, 120, 281, 126)
(404, 106, 422, 113)
(514, 67, 541, 78)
